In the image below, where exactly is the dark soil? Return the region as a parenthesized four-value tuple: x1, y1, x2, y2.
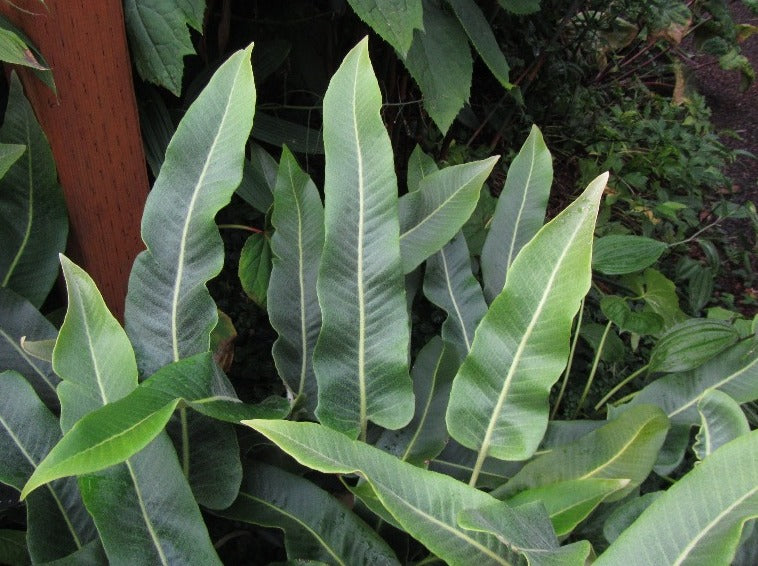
(689, 3, 758, 314)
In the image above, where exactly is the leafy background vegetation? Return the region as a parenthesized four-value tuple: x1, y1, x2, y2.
(1, 0, 757, 564)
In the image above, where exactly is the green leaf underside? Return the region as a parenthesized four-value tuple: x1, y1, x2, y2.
(399, 156, 498, 273)
(125, 46, 256, 377)
(0, 16, 55, 91)
(401, 0, 472, 134)
(629, 339, 758, 425)
(268, 147, 324, 414)
(481, 125, 552, 303)
(244, 419, 578, 566)
(445, 0, 511, 88)
(22, 353, 286, 497)
(647, 318, 740, 374)
(597, 430, 758, 566)
(123, 0, 202, 95)
(314, 38, 413, 437)
(0, 74, 67, 308)
(0, 371, 96, 562)
(423, 232, 487, 361)
(345, 0, 423, 56)
(446, 173, 607, 467)
(0, 287, 59, 403)
(693, 390, 750, 460)
(493, 404, 669, 502)
(219, 463, 399, 565)
(592, 235, 668, 275)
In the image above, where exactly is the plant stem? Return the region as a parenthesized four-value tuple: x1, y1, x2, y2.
(469, 448, 488, 488)
(551, 296, 585, 419)
(180, 406, 190, 478)
(217, 223, 263, 233)
(594, 364, 650, 411)
(572, 320, 613, 418)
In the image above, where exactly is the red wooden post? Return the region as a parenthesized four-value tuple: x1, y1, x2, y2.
(1, 1, 149, 321)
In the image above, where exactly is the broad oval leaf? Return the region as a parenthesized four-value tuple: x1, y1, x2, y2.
(399, 156, 498, 273)
(268, 147, 324, 414)
(592, 234, 668, 275)
(125, 46, 256, 377)
(648, 318, 740, 374)
(245, 419, 577, 566)
(0, 371, 96, 562)
(446, 173, 607, 474)
(401, 0, 472, 134)
(693, 389, 750, 461)
(219, 462, 400, 565)
(600, 295, 664, 335)
(596, 430, 758, 566)
(314, 38, 413, 438)
(346, 0, 423, 56)
(481, 125, 552, 303)
(0, 74, 67, 308)
(238, 232, 271, 309)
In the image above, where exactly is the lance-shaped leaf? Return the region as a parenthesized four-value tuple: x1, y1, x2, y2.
(123, 0, 205, 95)
(245, 419, 576, 566)
(219, 463, 400, 565)
(44, 259, 222, 562)
(596, 430, 758, 566)
(0, 371, 96, 563)
(375, 337, 457, 465)
(492, 404, 669, 502)
(268, 147, 324, 414)
(446, 173, 607, 471)
(457, 500, 592, 566)
(628, 339, 758, 426)
(445, 0, 511, 88)
(54, 255, 138, 429)
(423, 232, 487, 362)
(0, 287, 59, 405)
(237, 143, 277, 213)
(238, 232, 271, 309)
(399, 157, 497, 273)
(693, 389, 750, 461)
(592, 235, 668, 276)
(481, 125, 552, 303)
(125, 46, 256, 377)
(346, 0, 423, 56)
(21, 353, 287, 497)
(647, 319, 740, 374)
(314, 38, 413, 438)
(0, 74, 67, 308)
(401, 0, 472, 134)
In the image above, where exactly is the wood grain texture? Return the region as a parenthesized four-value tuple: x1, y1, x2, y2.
(1, 0, 150, 321)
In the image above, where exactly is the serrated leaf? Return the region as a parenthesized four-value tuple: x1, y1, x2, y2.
(423, 232, 487, 361)
(592, 235, 668, 275)
(239, 232, 271, 309)
(219, 463, 400, 564)
(648, 319, 740, 373)
(399, 156, 498, 273)
(268, 147, 323, 414)
(0, 287, 59, 404)
(481, 125, 551, 303)
(0, 371, 96, 563)
(445, 0, 511, 88)
(693, 389, 750, 460)
(125, 46, 255, 377)
(245, 419, 574, 566)
(375, 337, 457, 465)
(123, 0, 205, 95)
(0, 74, 67, 308)
(401, 0, 472, 133)
(346, 0, 423, 56)
(597, 430, 758, 566)
(314, 38, 413, 438)
(493, 404, 669, 503)
(446, 174, 607, 473)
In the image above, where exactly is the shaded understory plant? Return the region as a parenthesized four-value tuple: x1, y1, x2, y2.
(0, 36, 757, 565)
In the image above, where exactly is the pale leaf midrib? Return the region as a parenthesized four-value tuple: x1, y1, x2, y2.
(441, 246, 472, 352)
(505, 140, 538, 270)
(578, 421, 654, 480)
(171, 61, 245, 362)
(399, 176, 475, 242)
(126, 458, 170, 566)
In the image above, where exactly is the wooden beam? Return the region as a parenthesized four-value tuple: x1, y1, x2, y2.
(1, 1, 149, 321)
